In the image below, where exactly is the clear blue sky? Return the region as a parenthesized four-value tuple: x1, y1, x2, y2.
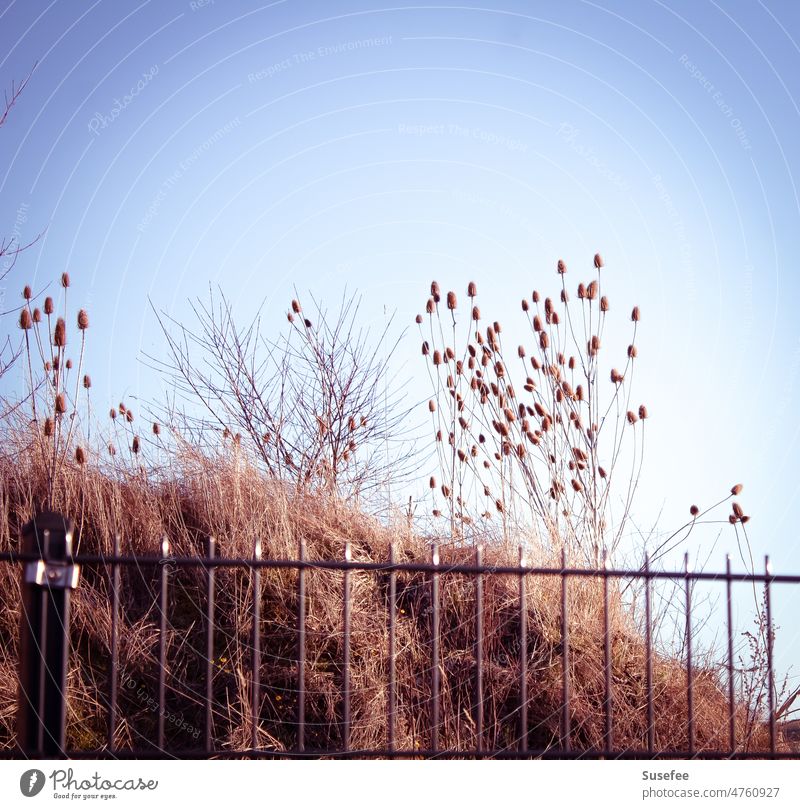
(2, 0, 800, 673)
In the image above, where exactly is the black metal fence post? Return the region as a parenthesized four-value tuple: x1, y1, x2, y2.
(17, 511, 80, 757)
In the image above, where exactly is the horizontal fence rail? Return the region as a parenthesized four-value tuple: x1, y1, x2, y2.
(2, 513, 799, 760)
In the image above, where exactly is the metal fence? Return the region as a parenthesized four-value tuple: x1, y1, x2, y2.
(2, 510, 799, 759)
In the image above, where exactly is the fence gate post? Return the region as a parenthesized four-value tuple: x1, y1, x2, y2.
(16, 511, 80, 757)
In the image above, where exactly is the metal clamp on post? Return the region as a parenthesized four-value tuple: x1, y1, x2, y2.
(24, 559, 81, 589)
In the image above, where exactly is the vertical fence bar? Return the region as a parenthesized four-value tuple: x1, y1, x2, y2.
(685, 552, 694, 757)
(108, 533, 120, 751)
(204, 537, 215, 754)
(157, 538, 169, 751)
(342, 540, 352, 752)
(431, 540, 440, 752)
(765, 555, 776, 754)
(561, 548, 570, 752)
(603, 552, 613, 753)
(474, 544, 484, 751)
(644, 553, 654, 753)
(297, 536, 306, 752)
(388, 539, 397, 752)
(518, 546, 528, 753)
(251, 539, 261, 750)
(726, 554, 736, 755)
(35, 546, 48, 756)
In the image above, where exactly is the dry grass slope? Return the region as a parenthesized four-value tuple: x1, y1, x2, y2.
(0, 437, 780, 755)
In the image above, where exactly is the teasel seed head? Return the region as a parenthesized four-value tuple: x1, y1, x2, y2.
(568, 356, 575, 370)
(561, 289, 569, 303)
(599, 466, 607, 479)
(110, 408, 117, 419)
(611, 368, 623, 384)
(441, 484, 451, 497)
(732, 502, 744, 518)
(61, 272, 70, 288)
(83, 374, 91, 389)
(447, 290, 457, 310)
(422, 340, 429, 356)
(533, 315, 542, 332)
(44, 296, 54, 315)
(429, 476, 436, 489)
(43, 417, 54, 437)
(415, 314, 423, 324)
(731, 483, 743, 495)
(428, 399, 436, 413)
(19, 309, 32, 329)
(577, 283, 586, 299)
(600, 296, 609, 312)
(55, 393, 66, 414)
(690, 505, 699, 517)
(291, 299, 301, 314)
(638, 404, 648, 420)
(65, 358, 72, 370)
(467, 281, 477, 297)
(551, 312, 560, 325)
(631, 306, 640, 322)
(126, 409, 134, 423)
(628, 344, 637, 359)
(33, 307, 41, 323)
(586, 281, 598, 300)
(52, 356, 60, 371)
(472, 305, 480, 321)
(77, 309, 89, 330)
(594, 253, 604, 269)
(741, 515, 750, 524)
(153, 422, 161, 435)
(521, 298, 529, 311)
(540, 331, 549, 350)
(119, 402, 126, 413)
(571, 478, 582, 492)
(431, 280, 440, 298)
(132, 436, 140, 454)
(557, 259, 567, 274)
(729, 514, 737, 524)
(75, 446, 86, 465)
(53, 317, 66, 347)
(426, 298, 435, 314)
(445, 346, 455, 361)
(626, 410, 638, 424)
(433, 350, 442, 366)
